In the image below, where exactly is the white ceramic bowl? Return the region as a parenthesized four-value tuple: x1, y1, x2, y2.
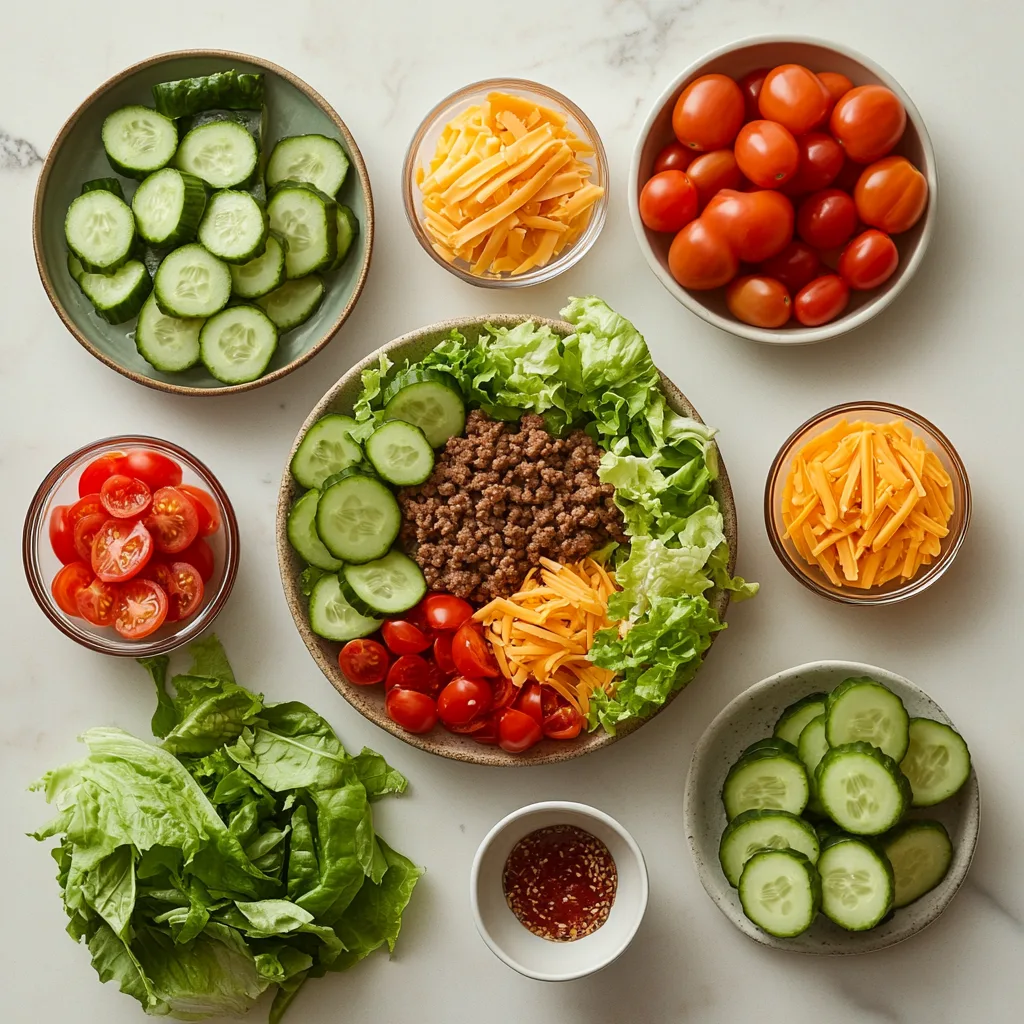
(470, 801, 649, 980)
(683, 661, 979, 954)
(628, 35, 937, 345)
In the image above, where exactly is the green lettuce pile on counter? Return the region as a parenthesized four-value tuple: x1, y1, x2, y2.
(30, 637, 421, 1023)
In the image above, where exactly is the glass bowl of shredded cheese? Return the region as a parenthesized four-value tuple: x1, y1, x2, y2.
(765, 402, 971, 604)
(403, 78, 609, 287)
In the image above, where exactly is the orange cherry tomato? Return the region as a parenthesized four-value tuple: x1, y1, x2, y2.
(652, 140, 693, 174)
(667, 218, 739, 290)
(758, 240, 822, 293)
(758, 64, 830, 135)
(726, 275, 792, 328)
(839, 229, 899, 290)
(787, 132, 844, 194)
(734, 120, 800, 188)
(686, 149, 742, 208)
(739, 67, 770, 121)
(794, 274, 850, 326)
(703, 189, 795, 263)
(672, 73, 745, 151)
(639, 170, 698, 233)
(830, 85, 906, 163)
(854, 155, 928, 235)
(796, 189, 858, 250)
(817, 71, 854, 110)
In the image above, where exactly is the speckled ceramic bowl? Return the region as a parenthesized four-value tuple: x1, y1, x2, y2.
(276, 314, 738, 766)
(33, 49, 373, 396)
(683, 661, 979, 953)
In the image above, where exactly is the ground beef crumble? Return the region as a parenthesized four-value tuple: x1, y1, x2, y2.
(398, 410, 626, 604)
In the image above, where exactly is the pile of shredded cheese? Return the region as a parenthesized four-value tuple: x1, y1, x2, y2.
(416, 92, 605, 277)
(782, 418, 955, 589)
(472, 557, 618, 716)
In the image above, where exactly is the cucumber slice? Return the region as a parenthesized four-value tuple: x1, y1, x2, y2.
(152, 71, 264, 118)
(287, 490, 343, 572)
(365, 420, 434, 487)
(199, 305, 278, 384)
(826, 676, 910, 762)
(308, 573, 381, 642)
(882, 820, 953, 908)
(102, 105, 178, 179)
(256, 275, 324, 331)
(67, 253, 86, 285)
(719, 809, 820, 888)
(900, 718, 971, 807)
(154, 244, 232, 318)
(722, 750, 809, 820)
(268, 183, 337, 278)
(382, 368, 466, 448)
(316, 474, 400, 563)
(740, 737, 798, 759)
(135, 293, 202, 372)
(797, 714, 830, 816)
(340, 551, 427, 617)
(132, 168, 208, 247)
(176, 120, 259, 190)
(817, 834, 895, 930)
(328, 204, 358, 271)
(198, 190, 269, 264)
(64, 190, 135, 273)
(291, 415, 362, 489)
(266, 134, 350, 197)
(179, 107, 267, 153)
(774, 692, 828, 747)
(81, 177, 124, 199)
(80, 260, 152, 324)
(816, 741, 912, 835)
(230, 233, 287, 299)
(738, 849, 821, 938)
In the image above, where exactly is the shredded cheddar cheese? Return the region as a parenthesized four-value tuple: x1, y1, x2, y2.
(472, 557, 618, 715)
(781, 418, 955, 589)
(417, 93, 604, 277)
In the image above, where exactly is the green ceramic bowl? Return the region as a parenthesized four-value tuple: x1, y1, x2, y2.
(33, 49, 373, 396)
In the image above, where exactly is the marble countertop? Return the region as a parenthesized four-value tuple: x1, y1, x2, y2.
(3, 0, 1022, 1021)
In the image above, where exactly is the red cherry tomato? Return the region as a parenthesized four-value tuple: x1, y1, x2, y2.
(120, 449, 183, 491)
(451, 622, 498, 678)
(726, 275, 792, 328)
(92, 520, 153, 582)
(471, 714, 500, 745)
(734, 121, 800, 189)
(758, 240, 822, 293)
(667, 218, 739, 290)
(178, 484, 221, 537)
(422, 593, 474, 632)
(490, 674, 516, 710)
(76, 578, 120, 626)
(100, 474, 152, 519)
(652, 140, 693, 174)
(703, 189, 795, 263)
(437, 676, 493, 728)
(685, 149, 742, 208)
(165, 561, 204, 620)
(385, 687, 437, 734)
(854, 155, 928, 235)
(739, 67, 770, 121)
(433, 632, 456, 675)
(515, 682, 544, 725)
(639, 170, 698, 233)
(179, 538, 215, 583)
(51, 562, 93, 617)
(758, 64, 830, 135)
(796, 189, 858, 250)
(787, 132, 845, 194)
(793, 274, 850, 327)
(498, 708, 544, 753)
(381, 619, 432, 655)
(839, 229, 899, 290)
(830, 85, 906, 163)
(114, 578, 168, 639)
(73, 512, 108, 563)
(543, 704, 584, 740)
(672, 73, 745, 151)
(385, 654, 433, 693)
(66, 493, 105, 531)
(338, 638, 390, 685)
(49, 505, 79, 565)
(78, 451, 126, 497)
(144, 486, 199, 554)
(818, 71, 854, 110)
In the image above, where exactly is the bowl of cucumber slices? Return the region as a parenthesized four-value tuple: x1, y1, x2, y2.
(683, 661, 979, 953)
(33, 50, 372, 395)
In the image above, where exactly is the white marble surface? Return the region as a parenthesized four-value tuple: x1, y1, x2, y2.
(3, 1, 1023, 1021)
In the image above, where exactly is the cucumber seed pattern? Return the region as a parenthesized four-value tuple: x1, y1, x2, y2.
(217, 322, 260, 361)
(758, 875, 795, 916)
(118, 116, 161, 156)
(842, 772, 880, 822)
(174, 265, 212, 303)
(823, 867, 874, 908)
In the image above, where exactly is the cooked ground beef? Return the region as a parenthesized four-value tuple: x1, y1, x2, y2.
(398, 410, 626, 604)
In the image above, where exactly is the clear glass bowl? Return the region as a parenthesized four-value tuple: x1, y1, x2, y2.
(23, 435, 240, 656)
(402, 77, 609, 288)
(764, 402, 971, 605)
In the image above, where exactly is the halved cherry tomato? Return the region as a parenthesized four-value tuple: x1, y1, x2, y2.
(423, 660, 447, 699)
(758, 240, 821, 293)
(703, 189, 795, 263)
(100, 474, 152, 519)
(490, 674, 516, 709)
(145, 486, 199, 554)
(433, 632, 456, 675)
(422, 593, 474, 632)
(472, 714, 500, 745)
(672, 73, 745, 151)
(839, 229, 899, 290)
(668, 218, 739, 290)
(49, 505, 78, 565)
(179, 538, 216, 582)
(639, 170, 698, 233)
(543, 704, 584, 740)
(78, 451, 126, 497)
(685, 149, 742, 208)
(165, 561, 203, 620)
(787, 132, 844, 194)
(515, 682, 544, 725)
(796, 189, 858, 250)
(178, 484, 221, 536)
(385, 687, 437, 734)
(73, 512, 108, 563)
(66, 493, 105, 531)
(121, 449, 183, 490)
(758, 64, 830, 135)
(739, 67, 770, 121)
(452, 622, 498, 678)
(830, 85, 906, 163)
(140, 557, 175, 603)
(386, 654, 432, 693)
(726, 275, 792, 328)
(794, 274, 850, 326)
(76, 578, 120, 626)
(339, 638, 390, 685)
(498, 708, 543, 753)
(114, 578, 168, 639)
(51, 562, 93, 617)
(854, 155, 928, 235)
(381, 619, 432, 655)
(92, 520, 153, 582)
(652, 140, 693, 174)
(734, 121, 800, 188)
(818, 71, 854, 110)
(445, 714, 493, 735)
(437, 676, 493, 728)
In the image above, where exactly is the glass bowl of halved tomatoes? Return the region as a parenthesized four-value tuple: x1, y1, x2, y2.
(23, 436, 239, 656)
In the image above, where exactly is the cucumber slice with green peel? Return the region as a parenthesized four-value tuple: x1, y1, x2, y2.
(198, 190, 269, 264)
(738, 849, 821, 938)
(816, 741, 911, 835)
(900, 718, 971, 807)
(740, 737, 799, 760)
(307, 573, 381, 642)
(882, 820, 953, 908)
(287, 490, 343, 571)
(154, 244, 232, 318)
(814, 820, 845, 843)
(230, 233, 287, 299)
(132, 168, 208, 247)
(340, 551, 427, 617)
(328, 204, 359, 271)
(81, 177, 125, 199)
(719, 809, 820, 888)
(199, 305, 278, 384)
(268, 183, 338, 278)
(152, 70, 265, 118)
(67, 252, 86, 285)
(291, 414, 362, 489)
(102, 105, 178, 178)
(774, 692, 828, 747)
(825, 676, 910, 762)
(722, 750, 810, 820)
(179, 107, 267, 152)
(266, 134, 350, 197)
(797, 714, 830, 816)
(256, 275, 324, 330)
(817, 834, 895, 930)
(365, 420, 435, 486)
(382, 368, 466, 448)
(315, 474, 401, 564)
(80, 260, 152, 324)
(176, 120, 259, 189)
(65, 190, 136, 273)
(135, 293, 202, 372)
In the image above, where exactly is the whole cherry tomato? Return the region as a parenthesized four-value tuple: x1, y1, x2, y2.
(49, 505, 79, 565)
(734, 120, 800, 188)
(758, 240, 822, 293)
(739, 67, 770, 121)
(793, 274, 850, 326)
(490, 674, 516, 710)
(796, 189, 858, 250)
(451, 622, 498, 678)
(839, 229, 899, 289)
(433, 632, 457, 675)
(385, 654, 433, 693)
(672, 73, 745, 151)
(385, 687, 437, 734)
(421, 593, 473, 631)
(437, 676, 492, 728)
(381, 619, 432, 655)
(497, 708, 543, 754)
(703, 189, 795, 263)
(685, 149, 742, 208)
(787, 132, 844, 194)
(639, 170, 698, 233)
(830, 85, 906, 163)
(817, 71, 854, 109)
(725, 275, 792, 328)
(120, 449, 183, 491)
(758, 64, 830, 135)
(667, 218, 739, 290)
(78, 451, 126, 497)
(652, 140, 693, 174)
(854, 155, 928, 235)
(338, 638, 390, 685)
(178, 485, 221, 537)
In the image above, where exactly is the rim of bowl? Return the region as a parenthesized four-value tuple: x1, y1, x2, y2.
(401, 77, 609, 288)
(627, 33, 937, 345)
(276, 313, 737, 765)
(763, 400, 971, 604)
(470, 800, 650, 980)
(32, 48, 375, 396)
(23, 434, 240, 655)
